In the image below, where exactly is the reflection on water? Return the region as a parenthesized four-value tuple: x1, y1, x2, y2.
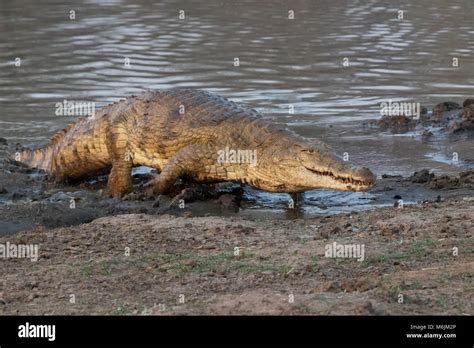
(0, 0, 473, 212)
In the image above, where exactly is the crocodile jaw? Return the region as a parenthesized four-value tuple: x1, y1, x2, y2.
(301, 165, 376, 192)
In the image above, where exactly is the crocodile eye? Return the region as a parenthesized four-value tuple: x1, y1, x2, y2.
(301, 148, 314, 154)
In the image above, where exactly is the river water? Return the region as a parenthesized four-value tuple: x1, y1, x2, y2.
(0, 0, 473, 213)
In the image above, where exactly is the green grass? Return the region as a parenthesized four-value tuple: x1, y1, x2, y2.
(409, 239, 435, 259)
(435, 295, 450, 309)
(362, 253, 409, 266)
(69, 251, 292, 278)
(80, 264, 94, 277)
(310, 256, 320, 273)
(362, 238, 436, 266)
(399, 280, 422, 290)
(112, 303, 130, 315)
(160, 251, 292, 276)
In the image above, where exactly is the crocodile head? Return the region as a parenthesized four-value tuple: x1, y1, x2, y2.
(249, 138, 376, 193)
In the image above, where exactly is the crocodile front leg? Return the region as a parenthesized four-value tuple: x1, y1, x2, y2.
(145, 144, 217, 197)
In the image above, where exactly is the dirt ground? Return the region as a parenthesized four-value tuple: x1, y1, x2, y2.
(0, 196, 472, 315)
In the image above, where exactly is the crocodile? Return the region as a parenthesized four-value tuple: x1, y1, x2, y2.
(14, 89, 375, 198)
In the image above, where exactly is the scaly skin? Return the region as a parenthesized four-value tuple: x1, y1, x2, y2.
(16, 89, 376, 198)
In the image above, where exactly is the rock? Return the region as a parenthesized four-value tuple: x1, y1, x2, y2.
(432, 102, 462, 119)
(0, 138, 7, 145)
(459, 170, 474, 187)
(377, 115, 413, 131)
(409, 169, 434, 184)
(429, 176, 458, 190)
(458, 105, 474, 131)
(445, 104, 474, 133)
(462, 98, 474, 107)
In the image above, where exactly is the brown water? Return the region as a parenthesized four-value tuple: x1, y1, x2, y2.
(0, 0, 473, 212)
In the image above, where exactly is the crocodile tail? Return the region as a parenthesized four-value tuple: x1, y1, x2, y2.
(11, 146, 54, 172)
(10, 121, 80, 172)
